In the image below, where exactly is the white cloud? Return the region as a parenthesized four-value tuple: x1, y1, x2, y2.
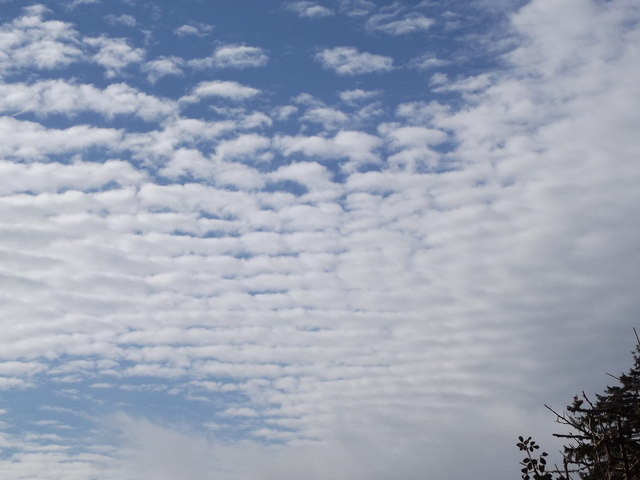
(85, 36, 145, 77)
(367, 12, 434, 35)
(286, 2, 335, 19)
(0, 159, 143, 195)
(395, 100, 450, 125)
(0, 361, 47, 376)
(0, 7, 83, 74)
(189, 44, 268, 69)
(0, 8, 149, 80)
(158, 148, 211, 180)
(105, 14, 137, 27)
(273, 105, 299, 120)
(0, 80, 176, 120)
(339, 89, 381, 104)
(292, 92, 323, 107)
(270, 162, 339, 201)
(67, 0, 100, 7)
(215, 44, 268, 68)
(385, 126, 448, 148)
(213, 161, 266, 190)
(174, 22, 214, 38)
(429, 72, 448, 87)
(142, 56, 184, 83)
(181, 81, 261, 103)
(338, 0, 375, 17)
(301, 107, 349, 129)
(124, 117, 238, 160)
(213, 133, 272, 163)
(277, 130, 382, 170)
(0, 117, 122, 159)
(352, 103, 385, 124)
(220, 407, 259, 417)
(242, 111, 273, 129)
(410, 54, 448, 70)
(433, 73, 493, 93)
(315, 47, 393, 75)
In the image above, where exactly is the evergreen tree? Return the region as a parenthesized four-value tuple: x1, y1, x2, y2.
(518, 332, 640, 480)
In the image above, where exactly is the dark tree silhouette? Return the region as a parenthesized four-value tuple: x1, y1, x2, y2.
(518, 330, 640, 480)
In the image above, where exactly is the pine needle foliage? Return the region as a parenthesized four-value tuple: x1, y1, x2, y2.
(518, 331, 640, 480)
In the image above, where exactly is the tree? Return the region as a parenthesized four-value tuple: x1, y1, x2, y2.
(518, 331, 640, 480)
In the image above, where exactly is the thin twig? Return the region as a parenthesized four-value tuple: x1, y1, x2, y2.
(582, 391, 595, 409)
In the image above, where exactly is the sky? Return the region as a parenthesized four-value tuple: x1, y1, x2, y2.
(0, 0, 638, 478)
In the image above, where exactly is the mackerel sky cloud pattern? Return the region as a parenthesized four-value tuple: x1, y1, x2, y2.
(0, 1, 638, 479)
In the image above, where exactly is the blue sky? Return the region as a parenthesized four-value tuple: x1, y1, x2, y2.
(0, 0, 639, 478)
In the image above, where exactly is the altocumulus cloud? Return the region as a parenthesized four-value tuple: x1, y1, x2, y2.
(285, 1, 335, 19)
(315, 46, 394, 75)
(0, 1, 638, 479)
(188, 44, 269, 70)
(180, 80, 261, 102)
